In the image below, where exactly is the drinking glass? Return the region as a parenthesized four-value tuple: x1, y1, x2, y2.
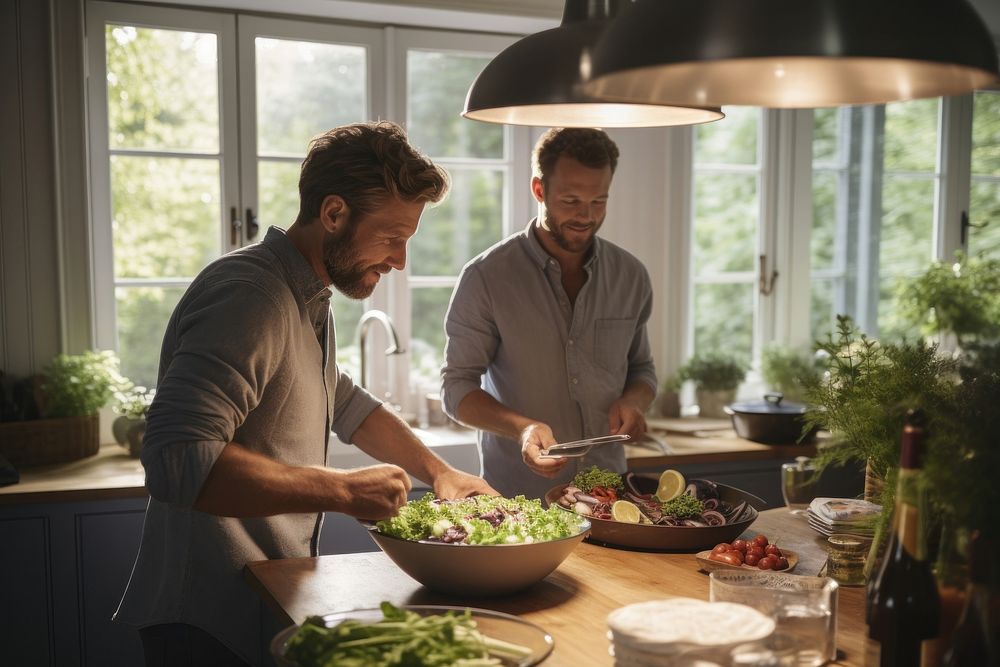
(709, 571, 839, 666)
(781, 456, 817, 516)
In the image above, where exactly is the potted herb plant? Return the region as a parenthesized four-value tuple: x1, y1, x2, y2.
(656, 374, 683, 418)
(760, 342, 825, 404)
(0, 350, 129, 466)
(678, 353, 748, 419)
(112, 385, 155, 457)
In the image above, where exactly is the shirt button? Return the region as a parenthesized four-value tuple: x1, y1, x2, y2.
(572, 378, 579, 385)
(568, 339, 574, 346)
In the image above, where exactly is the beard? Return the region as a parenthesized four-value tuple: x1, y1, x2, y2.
(322, 224, 389, 299)
(542, 209, 600, 254)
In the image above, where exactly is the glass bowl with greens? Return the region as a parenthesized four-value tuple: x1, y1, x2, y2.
(362, 494, 590, 596)
(272, 601, 554, 666)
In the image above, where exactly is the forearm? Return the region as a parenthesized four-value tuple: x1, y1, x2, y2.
(621, 380, 656, 411)
(453, 389, 539, 441)
(350, 405, 451, 486)
(192, 442, 350, 517)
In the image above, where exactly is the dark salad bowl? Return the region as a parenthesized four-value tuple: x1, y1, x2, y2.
(544, 475, 765, 552)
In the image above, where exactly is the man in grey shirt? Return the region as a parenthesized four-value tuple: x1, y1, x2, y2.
(441, 128, 657, 500)
(114, 122, 495, 666)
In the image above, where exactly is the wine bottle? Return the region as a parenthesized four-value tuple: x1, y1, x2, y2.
(942, 531, 1000, 666)
(865, 409, 941, 666)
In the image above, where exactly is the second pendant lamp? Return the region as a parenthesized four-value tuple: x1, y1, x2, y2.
(462, 0, 723, 128)
(582, 0, 1000, 109)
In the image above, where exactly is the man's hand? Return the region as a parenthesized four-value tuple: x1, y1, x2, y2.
(432, 469, 498, 499)
(519, 422, 569, 478)
(329, 464, 412, 520)
(608, 397, 648, 440)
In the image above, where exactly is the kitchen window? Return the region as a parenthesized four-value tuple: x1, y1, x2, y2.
(688, 93, 995, 383)
(86, 2, 528, 411)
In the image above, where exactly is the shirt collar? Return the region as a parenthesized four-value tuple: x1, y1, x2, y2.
(521, 218, 602, 270)
(261, 226, 330, 305)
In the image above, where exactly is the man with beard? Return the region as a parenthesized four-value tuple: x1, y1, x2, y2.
(441, 127, 657, 500)
(114, 121, 496, 667)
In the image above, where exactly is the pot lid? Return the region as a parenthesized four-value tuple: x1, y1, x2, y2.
(728, 393, 807, 415)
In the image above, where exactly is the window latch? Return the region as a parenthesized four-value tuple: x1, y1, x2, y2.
(230, 206, 243, 245)
(959, 210, 988, 246)
(246, 208, 260, 241)
(759, 254, 778, 296)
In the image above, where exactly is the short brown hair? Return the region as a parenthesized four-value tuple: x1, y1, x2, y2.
(296, 121, 449, 224)
(532, 127, 619, 185)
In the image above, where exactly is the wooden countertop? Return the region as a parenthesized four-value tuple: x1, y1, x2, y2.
(245, 508, 864, 666)
(625, 417, 818, 468)
(0, 442, 147, 505)
(0, 419, 816, 505)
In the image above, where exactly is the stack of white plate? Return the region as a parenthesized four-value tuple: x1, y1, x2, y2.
(806, 497, 880, 537)
(606, 598, 776, 666)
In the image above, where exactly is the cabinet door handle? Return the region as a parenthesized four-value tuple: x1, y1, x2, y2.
(246, 208, 259, 241)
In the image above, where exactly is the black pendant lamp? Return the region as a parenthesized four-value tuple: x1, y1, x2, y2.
(462, 0, 723, 127)
(583, 0, 1000, 109)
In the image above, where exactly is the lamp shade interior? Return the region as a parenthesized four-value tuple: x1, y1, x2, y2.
(584, 0, 1000, 109)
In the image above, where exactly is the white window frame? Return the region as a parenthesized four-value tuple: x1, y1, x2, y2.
(86, 1, 536, 414)
(86, 1, 240, 351)
(382, 27, 534, 411)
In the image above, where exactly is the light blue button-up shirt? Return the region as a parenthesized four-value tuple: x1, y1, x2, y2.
(442, 220, 657, 499)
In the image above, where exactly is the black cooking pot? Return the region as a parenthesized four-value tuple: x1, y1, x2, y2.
(724, 393, 816, 445)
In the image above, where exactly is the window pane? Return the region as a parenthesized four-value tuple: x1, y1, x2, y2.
(692, 173, 758, 274)
(969, 181, 1000, 258)
(407, 50, 501, 159)
(116, 286, 186, 387)
(971, 91, 1000, 177)
(331, 292, 363, 381)
(810, 279, 836, 343)
(694, 283, 753, 361)
(878, 176, 934, 339)
(258, 160, 300, 237)
(111, 155, 221, 279)
(970, 91, 1000, 260)
(256, 38, 367, 156)
(410, 169, 503, 276)
(884, 99, 938, 172)
(409, 287, 452, 391)
(811, 170, 838, 270)
(813, 108, 840, 164)
(105, 25, 219, 153)
(694, 107, 758, 165)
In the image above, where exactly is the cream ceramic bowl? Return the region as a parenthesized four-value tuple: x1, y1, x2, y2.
(363, 518, 591, 597)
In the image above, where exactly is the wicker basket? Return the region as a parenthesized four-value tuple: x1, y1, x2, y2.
(0, 413, 100, 467)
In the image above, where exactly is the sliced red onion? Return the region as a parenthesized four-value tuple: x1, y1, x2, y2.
(701, 510, 726, 526)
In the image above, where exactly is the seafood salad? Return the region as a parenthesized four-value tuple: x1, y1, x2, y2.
(554, 467, 756, 527)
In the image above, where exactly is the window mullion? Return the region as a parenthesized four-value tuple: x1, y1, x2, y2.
(938, 94, 974, 259)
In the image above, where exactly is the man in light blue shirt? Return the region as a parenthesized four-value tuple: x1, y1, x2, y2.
(441, 128, 657, 500)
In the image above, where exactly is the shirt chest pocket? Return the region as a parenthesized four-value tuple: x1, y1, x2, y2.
(594, 318, 635, 374)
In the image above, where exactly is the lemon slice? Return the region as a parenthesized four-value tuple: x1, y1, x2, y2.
(611, 500, 642, 524)
(654, 469, 686, 502)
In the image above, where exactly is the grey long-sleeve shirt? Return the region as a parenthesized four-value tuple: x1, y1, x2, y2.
(441, 220, 657, 500)
(114, 227, 381, 665)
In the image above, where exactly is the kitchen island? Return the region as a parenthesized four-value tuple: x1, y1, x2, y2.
(245, 508, 865, 666)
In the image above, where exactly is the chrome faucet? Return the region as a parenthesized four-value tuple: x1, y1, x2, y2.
(356, 309, 404, 391)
